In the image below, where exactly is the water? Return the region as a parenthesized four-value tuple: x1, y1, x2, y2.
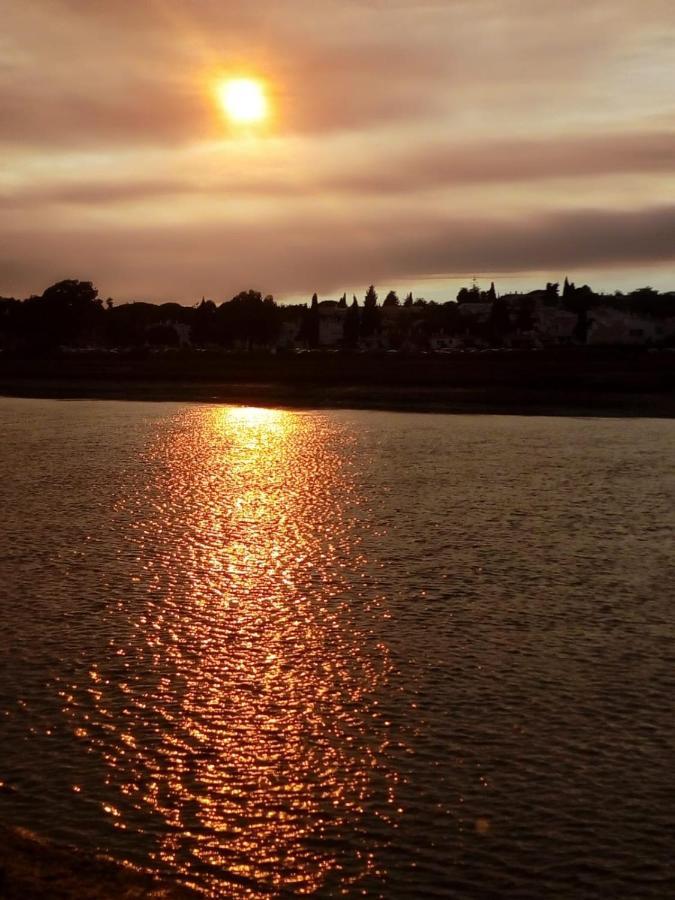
(0, 397, 673, 898)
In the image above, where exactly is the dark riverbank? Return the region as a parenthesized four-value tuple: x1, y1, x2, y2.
(1, 347, 674, 416)
(0, 823, 194, 899)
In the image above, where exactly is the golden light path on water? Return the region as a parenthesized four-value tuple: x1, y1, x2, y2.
(60, 406, 395, 896)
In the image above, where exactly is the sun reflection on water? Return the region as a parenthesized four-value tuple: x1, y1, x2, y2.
(61, 406, 393, 896)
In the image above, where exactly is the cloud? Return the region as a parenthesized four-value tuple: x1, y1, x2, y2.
(2, 205, 674, 301)
(0, 1, 452, 149)
(2, 0, 675, 298)
(4, 129, 674, 212)
(329, 131, 675, 193)
(0, 174, 303, 209)
(4, 0, 674, 149)
(399, 205, 675, 275)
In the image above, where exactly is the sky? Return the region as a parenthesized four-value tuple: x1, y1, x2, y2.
(2, 0, 675, 304)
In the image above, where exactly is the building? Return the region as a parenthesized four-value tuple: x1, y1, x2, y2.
(318, 303, 346, 347)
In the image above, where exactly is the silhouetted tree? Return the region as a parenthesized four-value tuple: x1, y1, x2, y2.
(457, 285, 481, 303)
(216, 290, 280, 348)
(25, 279, 103, 348)
(424, 300, 460, 345)
(192, 298, 217, 346)
(105, 301, 156, 347)
(361, 285, 381, 338)
(146, 323, 179, 347)
(14, 272, 667, 357)
(343, 297, 360, 348)
(515, 297, 536, 333)
(616, 287, 675, 319)
(489, 296, 511, 345)
(309, 293, 320, 347)
(563, 283, 595, 343)
(298, 293, 320, 347)
(42, 279, 99, 307)
(0, 297, 22, 349)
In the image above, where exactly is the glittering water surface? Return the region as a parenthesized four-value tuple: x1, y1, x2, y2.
(0, 399, 674, 898)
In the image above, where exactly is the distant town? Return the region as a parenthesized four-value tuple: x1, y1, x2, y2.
(2, 278, 675, 354)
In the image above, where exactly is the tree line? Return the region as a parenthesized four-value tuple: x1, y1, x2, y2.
(1, 278, 673, 352)
(0, 281, 439, 351)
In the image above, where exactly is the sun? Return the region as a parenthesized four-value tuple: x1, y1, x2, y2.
(217, 78, 268, 124)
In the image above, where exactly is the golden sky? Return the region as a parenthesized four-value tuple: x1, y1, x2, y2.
(2, 0, 675, 301)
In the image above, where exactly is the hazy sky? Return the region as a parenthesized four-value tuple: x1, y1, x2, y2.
(2, 0, 675, 302)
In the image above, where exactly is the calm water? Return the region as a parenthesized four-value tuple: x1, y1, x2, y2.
(0, 398, 674, 898)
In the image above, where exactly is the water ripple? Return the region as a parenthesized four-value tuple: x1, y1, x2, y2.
(0, 400, 674, 898)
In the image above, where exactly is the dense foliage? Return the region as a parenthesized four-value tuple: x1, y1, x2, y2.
(1, 278, 674, 353)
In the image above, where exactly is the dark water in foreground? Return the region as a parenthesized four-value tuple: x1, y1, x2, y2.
(0, 398, 673, 898)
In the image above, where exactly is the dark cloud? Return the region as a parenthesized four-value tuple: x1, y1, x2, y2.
(399, 206, 675, 276)
(330, 131, 675, 192)
(3, 205, 674, 301)
(4, 129, 674, 211)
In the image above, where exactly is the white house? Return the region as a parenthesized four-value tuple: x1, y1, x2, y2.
(318, 306, 346, 346)
(587, 308, 664, 345)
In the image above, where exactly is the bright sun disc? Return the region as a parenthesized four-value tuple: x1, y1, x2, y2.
(218, 78, 267, 124)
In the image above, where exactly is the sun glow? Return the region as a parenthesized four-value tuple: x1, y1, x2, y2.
(217, 77, 268, 124)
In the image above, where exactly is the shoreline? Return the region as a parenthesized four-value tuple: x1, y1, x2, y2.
(1, 348, 674, 417)
(0, 822, 194, 899)
(2, 377, 675, 418)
